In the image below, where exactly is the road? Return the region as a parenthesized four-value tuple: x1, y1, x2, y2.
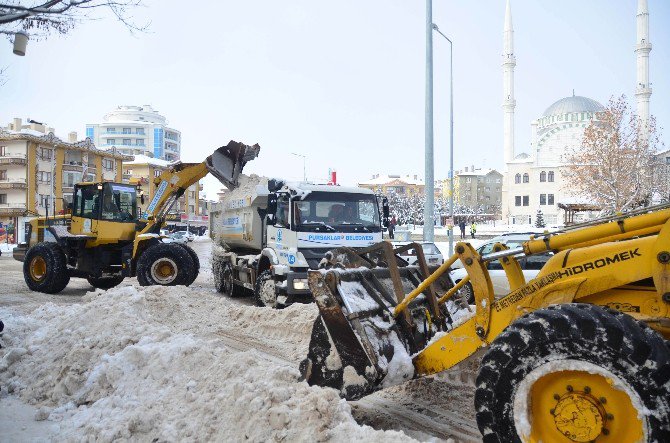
(0, 238, 480, 442)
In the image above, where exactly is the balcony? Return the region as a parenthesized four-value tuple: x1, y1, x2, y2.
(0, 202, 27, 215)
(0, 152, 27, 165)
(0, 178, 28, 189)
(103, 131, 146, 136)
(63, 161, 84, 172)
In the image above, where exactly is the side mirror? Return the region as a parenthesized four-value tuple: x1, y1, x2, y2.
(267, 213, 276, 225)
(382, 197, 390, 227)
(267, 194, 278, 218)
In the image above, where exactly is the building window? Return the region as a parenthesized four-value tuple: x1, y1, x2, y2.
(523, 195, 529, 206)
(39, 194, 49, 207)
(39, 147, 52, 161)
(136, 139, 145, 146)
(540, 171, 546, 182)
(466, 177, 471, 183)
(122, 128, 131, 134)
(540, 194, 546, 205)
(665, 157, 670, 164)
(107, 138, 116, 145)
(0, 194, 6, 204)
(548, 194, 555, 205)
(0, 170, 6, 180)
(523, 173, 529, 183)
(136, 128, 145, 135)
(189, 205, 195, 214)
(106, 128, 116, 133)
(548, 171, 554, 182)
(0, 146, 6, 156)
(38, 171, 51, 184)
(86, 127, 94, 139)
(125, 169, 133, 176)
(496, 178, 501, 183)
(123, 139, 131, 145)
(515, 196, 521, 206)
(154, 169, 162, 177)
(102, 159, 114, 171)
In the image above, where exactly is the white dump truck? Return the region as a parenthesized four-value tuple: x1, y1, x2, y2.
(210, 176, 389, 307)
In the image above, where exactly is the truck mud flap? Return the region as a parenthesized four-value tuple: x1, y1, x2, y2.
(206, 140, 261, 190)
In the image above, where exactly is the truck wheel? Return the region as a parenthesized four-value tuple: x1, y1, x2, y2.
(219, 261, 243, 297)
(254, 270, 277, 308)
(176, 243, 199, 286)
(475, 304, 670, 443)
(23, 242, 70, 294)
(87, 275, 125, 290)
(137, 243, 195, 287)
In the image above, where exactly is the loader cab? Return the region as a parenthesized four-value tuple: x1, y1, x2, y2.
(70, 182, 139, 244)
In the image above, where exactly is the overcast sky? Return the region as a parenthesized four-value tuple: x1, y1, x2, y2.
(2, 0, 669, 199)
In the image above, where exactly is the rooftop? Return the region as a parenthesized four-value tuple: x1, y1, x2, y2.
(542, 95, 604, 117)
(124, 154, 174, 168)
(358, 174, 424, 186)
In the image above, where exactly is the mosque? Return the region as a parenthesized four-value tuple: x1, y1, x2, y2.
(501, 0, 653, 226)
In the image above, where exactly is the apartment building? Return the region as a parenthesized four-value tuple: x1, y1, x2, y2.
(123, 155, 201, 227)
(86, 105, 181, 161)
(455, 167, 503, 214)
(1, 118, 127, 242)
(358, 174, 426, 197)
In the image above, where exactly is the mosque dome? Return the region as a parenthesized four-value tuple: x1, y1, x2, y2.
(542, 95, 604, 117)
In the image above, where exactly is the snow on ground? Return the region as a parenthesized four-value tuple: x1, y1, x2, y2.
(1, 243, 16, 254)
(0, 284, 417, 442)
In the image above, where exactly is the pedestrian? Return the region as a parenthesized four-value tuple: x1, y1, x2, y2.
(459, 219, 466, 240)
(388, 215, 396, 239)
(470, 221, 477, 239)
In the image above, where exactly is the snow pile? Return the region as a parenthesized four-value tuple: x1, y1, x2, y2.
(0, 285, 416, 442)
(0, 243, 16, 254)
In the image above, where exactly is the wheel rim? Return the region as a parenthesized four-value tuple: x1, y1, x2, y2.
(513, 360, 646, 443)
(259, 278, 276, 307)
(150, 258, 178, 285)
(29, 256, 47, 282)
(223, 264, 233, 293)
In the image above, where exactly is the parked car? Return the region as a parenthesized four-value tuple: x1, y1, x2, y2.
(174, 230, 195, 242)
(392, 241, 444, 266)
(164, 231, 188, 244)
(450, 233, 553, 303)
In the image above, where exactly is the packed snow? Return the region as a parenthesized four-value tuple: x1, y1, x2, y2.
(0, 284, 418, 442)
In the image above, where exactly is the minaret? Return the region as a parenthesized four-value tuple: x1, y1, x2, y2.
(502, 0, 515, 165)
(635, 0, 652, 126)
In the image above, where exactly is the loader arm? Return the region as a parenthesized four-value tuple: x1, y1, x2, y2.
(138, 140, 261, 236)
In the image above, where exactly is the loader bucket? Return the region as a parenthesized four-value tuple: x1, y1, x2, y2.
(206, 140, 261, 190)
(300, 243, 455, 400)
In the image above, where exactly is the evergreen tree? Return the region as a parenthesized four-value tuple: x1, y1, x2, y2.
(535, 209, 546, 228)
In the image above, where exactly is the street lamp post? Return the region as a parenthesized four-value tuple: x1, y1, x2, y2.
(424, 0, 435, 242)
(291, 152, 307, 182)
(432, 23, 454, 255)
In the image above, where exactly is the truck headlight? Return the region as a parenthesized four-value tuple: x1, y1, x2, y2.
(293, 278, 309, 290)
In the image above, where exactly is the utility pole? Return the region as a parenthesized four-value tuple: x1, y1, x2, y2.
(433, 23, 454, 255)
(291, 152, 307, 182)
(423, 0, 435, 242)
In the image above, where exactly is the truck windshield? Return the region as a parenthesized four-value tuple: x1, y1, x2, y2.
(293, 192, 381, 232)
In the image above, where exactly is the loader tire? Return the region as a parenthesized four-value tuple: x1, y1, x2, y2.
(136, 243, 195, 287)
(217, 261, 244, 297)
(87, 275, 125, 290)
(475, 304, 670, 443)
(254, 270, 277, 308)
(23, 242, 70, 294)
(176, 243, 199, 286)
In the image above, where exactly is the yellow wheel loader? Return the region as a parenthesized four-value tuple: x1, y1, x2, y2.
(15, 141, 260, 293)
(301, 204, 670, 442)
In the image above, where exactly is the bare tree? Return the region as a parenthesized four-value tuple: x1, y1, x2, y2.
(0, 0, 147, 39)
(563, 95, 664, 213)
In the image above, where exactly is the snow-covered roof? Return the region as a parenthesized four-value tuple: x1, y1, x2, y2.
(358, 174, 424, 186)
(8, 128, 50, 137)
(457, 168, 501, 177)
(125, 154, 173, 168)
(508, 152, 533, 164)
